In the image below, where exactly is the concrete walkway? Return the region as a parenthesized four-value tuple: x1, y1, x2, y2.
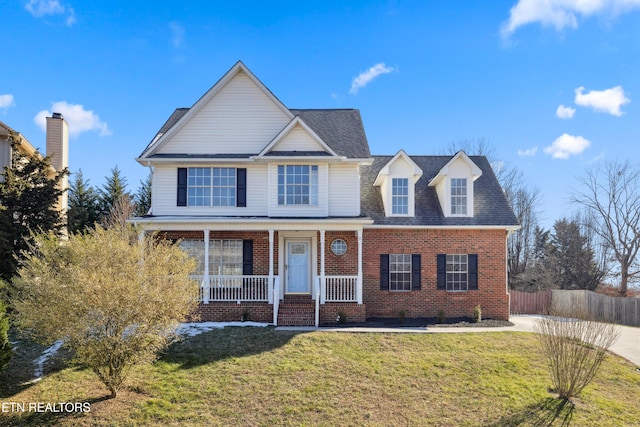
(277, 315, 640, 367)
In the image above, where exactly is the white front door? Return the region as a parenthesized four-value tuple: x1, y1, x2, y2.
(286, 240, 310, 294)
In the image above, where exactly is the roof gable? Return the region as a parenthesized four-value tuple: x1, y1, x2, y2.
(140, 61, 293, 158)
(373, 149, 423, 186)
(428, 150, 482, 187)
(257, 117, 339, 158)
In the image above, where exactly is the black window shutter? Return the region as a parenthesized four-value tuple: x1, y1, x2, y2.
(468, 254, 478, 290)
(177, 168, 187, 206)
(380, 254, 389, 290)
(236, 168, 247, 207)
(411, 254, 421, 290)
(242, 240, 253, 275)
(437, 254, 446, 290)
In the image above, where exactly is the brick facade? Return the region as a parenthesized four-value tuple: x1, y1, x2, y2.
(362, 228, 509, 320)
(162, 227, 509, 323)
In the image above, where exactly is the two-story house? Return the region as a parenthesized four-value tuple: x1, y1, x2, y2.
(132, 61, 519, 326)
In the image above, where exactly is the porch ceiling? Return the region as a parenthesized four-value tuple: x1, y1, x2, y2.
(129, 215, 373, 231)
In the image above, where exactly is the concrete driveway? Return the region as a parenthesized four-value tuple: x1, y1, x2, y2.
(508, 315, 640, 367)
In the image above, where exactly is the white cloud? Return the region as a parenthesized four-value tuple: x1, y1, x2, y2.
(544, 133, 590, 159)
(574, 86, 630, 116)
(501, 0, 640, 38)
(349, 63, 396, 95)
(518, 146, 538, 157)
(25, 0, 76, 26)
(169, 22, 185, 48)
(34, 101, 111, 137)
(0, 94, 15, 109)
(556, 104, 576, 119)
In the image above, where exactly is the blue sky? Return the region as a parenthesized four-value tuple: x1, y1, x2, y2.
(2, 0, 639, 227)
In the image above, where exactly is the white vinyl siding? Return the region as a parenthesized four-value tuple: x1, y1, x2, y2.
(155, 71, 290, 155)
(328, 164, 360, 216)
(152, 164, 267, 216)
(271, 125, 326, 153)
(268, 163, 328, 217)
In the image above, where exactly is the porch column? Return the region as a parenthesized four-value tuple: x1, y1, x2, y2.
(319, 229, 325, 304)
(268, 229, 274, 304)
(202, 229, 210, 304)
(357, 228, 363, 305)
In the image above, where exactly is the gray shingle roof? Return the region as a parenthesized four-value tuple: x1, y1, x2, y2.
(142, 108, 370, 160)
(288, 109, 371, 159)
(361, 155, 519, 227)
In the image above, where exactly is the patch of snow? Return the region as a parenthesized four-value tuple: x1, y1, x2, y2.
(176, 321, 269, 337)
(32, 340, 64, 382)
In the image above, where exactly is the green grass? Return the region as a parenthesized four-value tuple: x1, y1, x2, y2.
(1, 327, 639, 426)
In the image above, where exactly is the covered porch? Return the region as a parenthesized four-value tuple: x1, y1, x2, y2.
(136, 217, 371, 326)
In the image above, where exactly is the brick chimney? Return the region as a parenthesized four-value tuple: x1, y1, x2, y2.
(46, 112, 69, 216)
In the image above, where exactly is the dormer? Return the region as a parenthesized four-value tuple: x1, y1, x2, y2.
(373, 150, 423, 217)
(428, 151, 482, 217)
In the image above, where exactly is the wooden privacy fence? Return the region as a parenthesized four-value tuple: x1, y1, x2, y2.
(510, 290, 551, 315)
(510, 289, 640, 327)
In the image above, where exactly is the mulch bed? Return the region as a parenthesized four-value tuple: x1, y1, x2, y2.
(326, 317, 514, 328)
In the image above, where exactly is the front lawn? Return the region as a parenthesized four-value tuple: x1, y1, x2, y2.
(1, 327, 639, 426)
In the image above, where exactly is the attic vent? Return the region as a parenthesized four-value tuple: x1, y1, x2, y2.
(52, 112, 63, 119)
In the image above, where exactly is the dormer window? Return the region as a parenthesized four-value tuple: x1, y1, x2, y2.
(450, 178, 467, 215)
(427, 151, 482, 218)
(392, 178, 409, 215)
(373, 150, 423, 218)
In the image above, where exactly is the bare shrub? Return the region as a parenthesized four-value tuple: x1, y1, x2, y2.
(535, 305, 620, 400)
(13, 225, 198, 398)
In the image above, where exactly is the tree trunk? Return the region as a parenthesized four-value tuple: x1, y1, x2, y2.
(620, 272, 628, 297)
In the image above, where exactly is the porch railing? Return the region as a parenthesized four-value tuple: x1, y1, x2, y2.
(321, 275, 358, 303)
(273, 276, 280, 326)
(194, 275, 271, 302)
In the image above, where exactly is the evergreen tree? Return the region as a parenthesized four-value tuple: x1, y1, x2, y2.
(547, 219, 604, 291)
(99, 166, 129, 218)
(68, 169, 101, 233)
(0, 281, 11, 371)
(0, 136, 67, 280)
(134, 172, 152, 216)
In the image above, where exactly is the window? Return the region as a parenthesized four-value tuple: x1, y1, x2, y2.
(277, 165, 318, 206)
(389, 254, 412, 291)
(451, 178, 467, 215)
(187, 167, 236, 207)
(437, 253, 477, 291)
(380, 254, 421, 291)
(392, 178, 409, 215)
(212, 168, 237, 207)
(330, 239, 347, 256)
(179, 239, 205, 275)
(446, 254, 468, 291)
(178, 239, 244, 277)
(209, 239, 243, 276)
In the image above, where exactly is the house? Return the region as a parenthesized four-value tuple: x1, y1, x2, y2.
(0, 114, 70, 213)
(132, 61, 519, 326)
